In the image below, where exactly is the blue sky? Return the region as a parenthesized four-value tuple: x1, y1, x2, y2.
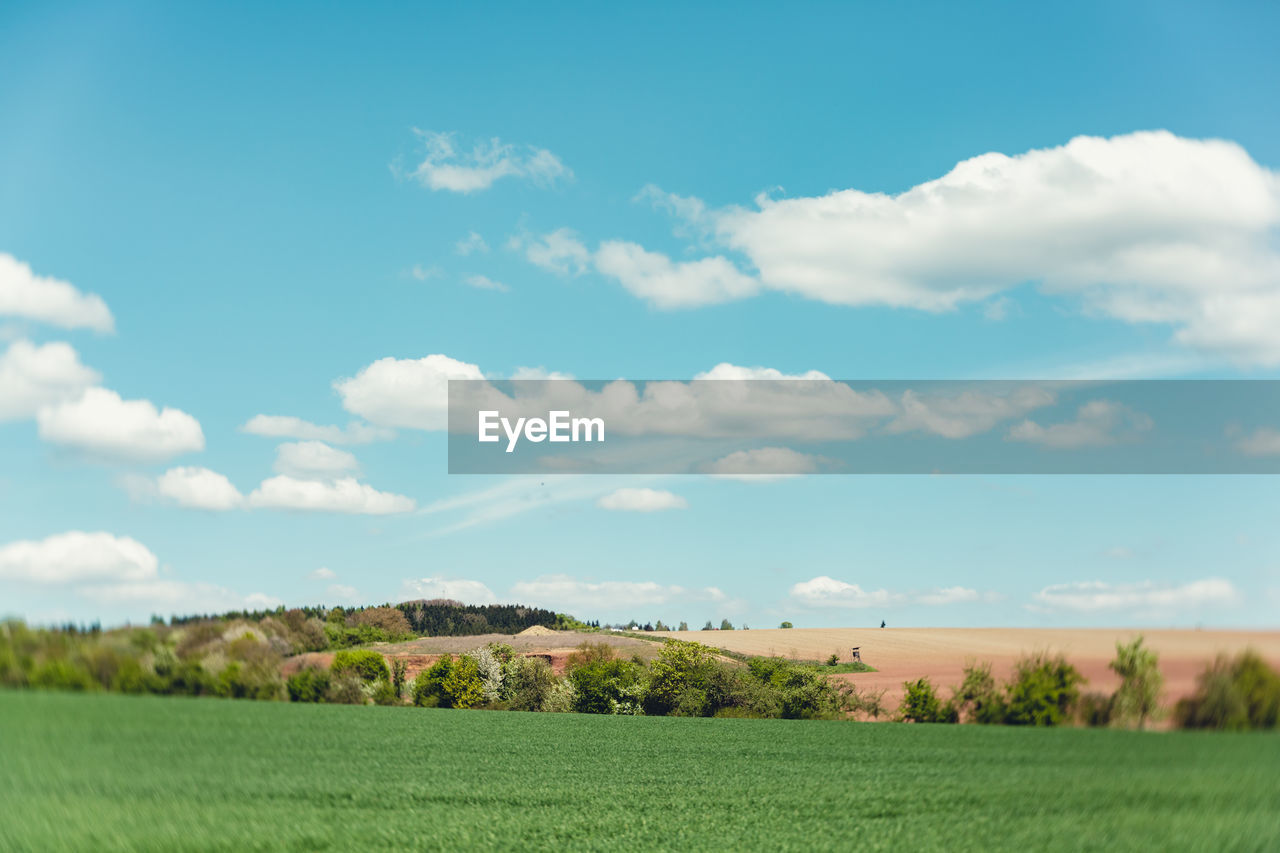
(2, 1, 1279, 627)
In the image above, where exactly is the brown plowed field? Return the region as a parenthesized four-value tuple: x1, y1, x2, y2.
(653, 627, 1280, 712)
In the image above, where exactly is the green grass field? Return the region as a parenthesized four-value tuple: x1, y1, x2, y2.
(2, 691, 1278, 851)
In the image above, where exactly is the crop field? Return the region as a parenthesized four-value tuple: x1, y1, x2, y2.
(3, 692, 1278, 850)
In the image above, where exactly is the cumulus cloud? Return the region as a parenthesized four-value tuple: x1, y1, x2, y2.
(240, 414, 393, 444)
(455, 231, 489, 256)
(0, 253, 114, 332)
(325, 584, 361, 604)
(0, 339, 99, 421)
(510, 574, 725, 612)
(632, 132, 1280, 364)
(405, 130, 571, 193)
(400, 576, 498, 605)
(36, 387, 204, 461)
(1235, 427, 1280, 456)
(247, 475, 415, 514)
(272, 441, 359, 479)
(790, 576, 992, 608)
(1008, 400, 1153, 449)
(465, 274, 510, 292)
(593, 241, 759, 309)
(1032, 578, 1239, 612)
(155, 466, 245, 510)
(511, 228, 591, 276)
(77, 580, 281, 612)
(335, 353, 483, 430)
(0, 531, 158, 583)
(597, 487, 688, 512)
(701, 447, 824, 480)
(887, 386, 1056, 439)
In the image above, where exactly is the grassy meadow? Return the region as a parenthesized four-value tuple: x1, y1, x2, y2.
(2, 691, 1278, 851)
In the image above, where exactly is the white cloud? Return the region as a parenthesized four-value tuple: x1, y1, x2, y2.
(309, 567, 337, 581)
(693, 363, 831, 381)
(405, 130, 571, 193)
(1008, 400, 1153, 449)
(334, 353, 483, 430)
(77, 580, 281, 613)
(512, 228, 591, 276)
(791, 576, 993, 608)
(36, 387, 204, 461)
(410, 264, 442, 282)
(1235, 427, 1280, 456)
(241, 415, 393, 444)
(247, 475, 415, 514)
(510, 366, 575, 380)
(597, 487, 688, 512)
(640, 132, 1280, 364)
(887, 386, 1056, 439)
(593, 241, 759, 309)
(790, 576, 903, 609)
(419, 476, 630, 535)
(509, 574, 725, 612)
(455, 231, 489, 256)
(0, 339, 99, 421)
(0, 531, 157, 583)
(1032, 578, 1239, 611)
(400, 576, 497, 605)
(155, 466, 245, 510)
(701, 447, 823, 480)
(272, 441, 359, 479)
(0, 253, 114, 332)
(465, 274, 510, 292)
(326, 584, 361, 604)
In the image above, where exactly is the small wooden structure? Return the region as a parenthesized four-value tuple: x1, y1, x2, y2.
(850, 646, 861, 662)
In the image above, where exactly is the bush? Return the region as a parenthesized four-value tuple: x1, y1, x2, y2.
(1175, 651, 1280, 731)
(371, 679, 400, 706)
(503, 657, 556, 711)
(412, 655, 485, 709)
(570, 658, 647, 715)
(1003, 652, 1084, 726)
(1109, 636, 1162, 729)
(644, 641, 720, 717)
(30, 659, 97, 692)
(286, 667, 331, 702)
(952, 661, 1005, 724)
(743, 656, 846, 719)
(331, 649, 390, 684)
(1078, 691, 1114, 727)
(326, 673, 367, 704)
(899, 677, 956, 723)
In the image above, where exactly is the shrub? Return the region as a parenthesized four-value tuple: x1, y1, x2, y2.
(371, 679, 400, 706)
(644, 641, 719, 717)
(413, 655, 485, 709)
(287, 667, 331, 702)
(1175, 651, 1280, 731)
(952, 661, 1005, 724)
(503, 656, 557, 711)
(30, 659, 97, 692)
(566, 641, 616, 671)
(744, 656, 846, 719)
(899, 677, 956, 723)
(1078, 691, 1115, 727)
(1109, 636, 1162, 729)
(331, 649, 390, 684)
(467, 646, 504, 702)
(1003, 652, 1084, 726)
(779, 622, 793, 629)
(570, 658, 648, 715)
(825, 654, 839, 667)
(326, 673, 367, 704)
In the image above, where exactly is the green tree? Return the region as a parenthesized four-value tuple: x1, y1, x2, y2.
(412, 654, 484, 709)
(952, 661, 1005, 724)
(899, 677, 955, 723)
(719, 619, 734, 631)
(677, 621, 688, 631)
(1003, 652, 1084, 726)
(330, 649, 390, 683)
(779, 621, 793, 629)
(1109, 636, 1162, 729)
(644, 640, 717, 716)
(1175, 651, 1280, 731)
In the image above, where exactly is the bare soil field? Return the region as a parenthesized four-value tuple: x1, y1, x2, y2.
(370, 630, 662, 679)
(653, 627, 1280, 712)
